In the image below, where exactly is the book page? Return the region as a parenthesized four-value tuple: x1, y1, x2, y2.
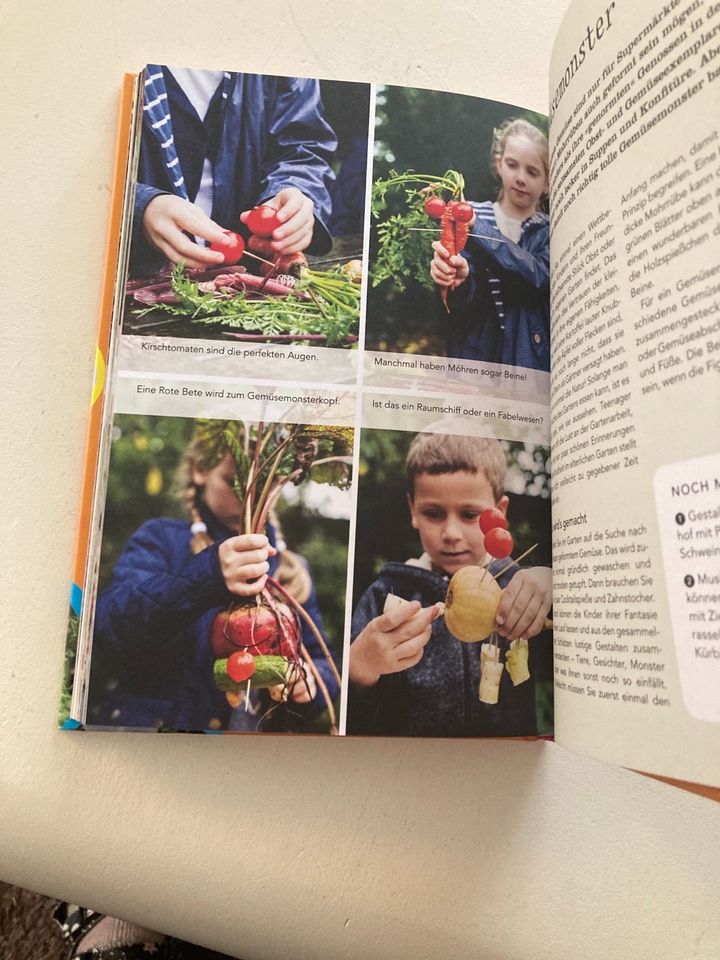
(549, 0, 720, 785)
(63, 66, 556, 740)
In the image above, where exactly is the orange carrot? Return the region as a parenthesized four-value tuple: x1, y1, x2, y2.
(439, 204, 456, 312)
(441, 203, 456, 255)
(454, 221, 470, 254)
(450, 200, 473, 255)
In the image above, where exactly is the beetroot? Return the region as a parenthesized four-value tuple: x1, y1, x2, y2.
(210, 597, 300, 660)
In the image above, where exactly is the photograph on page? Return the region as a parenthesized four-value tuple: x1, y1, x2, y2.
(78, 415, 353, 733)
(367, 86, 550, 373)
(123, 67, 371, 349)
(346, 427, 553, 738)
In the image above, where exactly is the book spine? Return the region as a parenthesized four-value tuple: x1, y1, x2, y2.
(60, 74, 138, 729)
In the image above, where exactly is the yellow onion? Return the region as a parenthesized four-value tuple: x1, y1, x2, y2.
(444, 565, 502, 643)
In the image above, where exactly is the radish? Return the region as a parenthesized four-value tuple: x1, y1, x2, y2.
(245, 205, 282, 237)
(484, 527, 514, 559)
(450, 201, 473, 223)
(479, 507, 508, 535)
(210, 230, 245, 265)
(423, 196, 446, 219)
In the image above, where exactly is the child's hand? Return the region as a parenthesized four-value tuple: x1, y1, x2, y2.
(218, 534, 277, 598)
(430, 240, 470, 289)
(288, 662, 318, 704)
(242, 187, 315, 256)
(495, 567, 552, 642)
(142, 195, 232, 268)
(349, 601, 439, 687)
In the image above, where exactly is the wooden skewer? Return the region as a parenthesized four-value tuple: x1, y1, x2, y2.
(490, 543, 554, 633)
(455, 551, 551, 638)
(240, 249, 283, 293)
(407, 228, 515, 244)
(492, 543, 539, 581)
(242, 250, 276, 268)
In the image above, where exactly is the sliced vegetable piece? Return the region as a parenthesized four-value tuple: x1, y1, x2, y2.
(383, 593, 413, 614)
(505, 638, 530, 686)
(213, 654, 290, 691)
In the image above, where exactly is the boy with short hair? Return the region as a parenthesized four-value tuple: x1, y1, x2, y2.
(347, 433, 552, 737)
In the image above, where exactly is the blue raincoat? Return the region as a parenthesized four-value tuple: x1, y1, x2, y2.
(131, 67, 337, 276)
(447, 201, 550, 372)
(88, 513, 338, 732)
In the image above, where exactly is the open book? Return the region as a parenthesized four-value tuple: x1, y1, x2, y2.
(60, 0, 720, 792)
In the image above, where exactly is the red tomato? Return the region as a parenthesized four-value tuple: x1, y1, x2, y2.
(423, 196, 446, 220)
(210, 231, 245, 265)
(484, 527, 514, 559)
(479, 507, 508, 535)
(245, 205, 282, 237)
(226, 650, 257, 683)
(451, 202, 474, 223)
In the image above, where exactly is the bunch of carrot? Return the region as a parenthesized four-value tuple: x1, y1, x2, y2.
(370, 168, 472, 300)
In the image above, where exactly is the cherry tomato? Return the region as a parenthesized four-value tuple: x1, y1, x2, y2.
(479, 507, 508, 535)
(245, 205, 282, 237)
(423, 196, 446, 219)
(451, 201, 474, 224)
(210, 230, 245, 265)
(484, 527, 514, 559)
(226, 650, 256, 683)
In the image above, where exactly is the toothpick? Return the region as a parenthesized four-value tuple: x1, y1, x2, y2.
(245, 678, 251, 712)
